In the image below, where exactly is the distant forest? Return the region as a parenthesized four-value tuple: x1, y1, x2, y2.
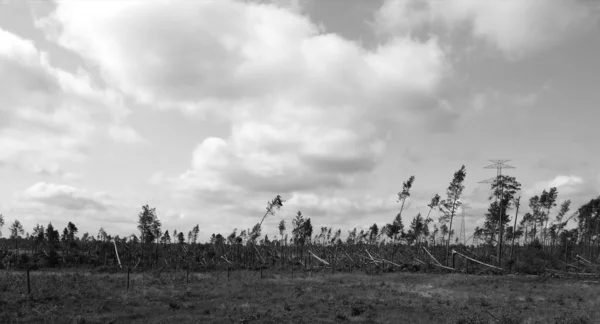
(1, 164, 599, 275)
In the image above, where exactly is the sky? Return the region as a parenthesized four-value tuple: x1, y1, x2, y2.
(0, 0, 599, 242)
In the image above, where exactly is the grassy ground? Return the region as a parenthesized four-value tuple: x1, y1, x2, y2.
(0, 268, 598, 324)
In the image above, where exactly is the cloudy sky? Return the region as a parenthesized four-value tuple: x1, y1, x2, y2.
(1, 0, 599, 242)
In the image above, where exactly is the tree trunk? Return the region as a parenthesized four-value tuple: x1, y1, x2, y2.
(509, 198, 521, 264)
(496, 181, 504, 268)
(445, 208, 456, 266)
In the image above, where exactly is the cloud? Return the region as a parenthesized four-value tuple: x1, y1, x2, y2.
(526, 175, 583, 196)
(21, 182, 109, 211)
(374, 0, 600, 59)
(108, 124, 147, 144)
(0, 27, 144, 174)
(32, 163, 81, 180)
(44, 0, 449, 197)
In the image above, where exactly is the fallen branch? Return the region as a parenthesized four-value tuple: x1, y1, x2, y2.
(309, 250, 330, 265)
(343, 251, 354, 263)
(576, 255, 599, 267)
(253, 245, 266, 264)
(380, 258, 404, 268)
(416, 258, 457, 271)
(365, 249, 378, 262)
(558, 260, 580, 270)
(452, 249, 506, 271)
(113, 241, 122, 269)
(356, 254, 381, 263)
(422, 246, 442, 266)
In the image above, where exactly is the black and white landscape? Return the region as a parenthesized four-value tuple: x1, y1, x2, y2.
(1, 1, 599, 323)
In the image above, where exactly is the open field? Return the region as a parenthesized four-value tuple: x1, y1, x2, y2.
(1, 269, 599, 324)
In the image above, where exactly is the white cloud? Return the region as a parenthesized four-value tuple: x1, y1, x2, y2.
(108, 124, 146, 144)
(526, 175, 585, 197)
(42, 0, 448, 197)
(374, 0, 600, 59)
(0, 28, 145, 177)
(21, 182, 109, 211)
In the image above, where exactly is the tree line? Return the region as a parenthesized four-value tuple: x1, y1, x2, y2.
(1, 165, 599, 273)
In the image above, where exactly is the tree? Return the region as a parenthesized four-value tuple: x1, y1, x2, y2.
(440, 223, 449, 244)
(151, 217, 162, 261)
(162, 230, 171, 245)
(540, 187, 558, 244)
(45, 223, 60, 248)
(278, 220, 286, 241)
(252, 195, 285, 244)
(368, 223, 379, 244)
(9, 220, 25, 249)
(33, 224, 45, 246)
(554, 200, 572, 236)
(424, 194, 441, 233)
(488, 175, 521, 265)
(346, 228, 357, 244)
(177, 232, 185, 244)
(97, 227, 108, 242)
(137, 205, 159, 261)
(575, 197, 600, 258)
(61, 228, 69, 242)
(385, 213, 405, 244)
(509, 197, 522, 262)
(520, 212, 535, 244)
(0, 214, 4, 238)
(191, 225, 199, 244)
(259, 195, 285, 227)
(330, 229, 341, 245)
(291, 211, 312, 246)
(407, 213, 426, 245)
(304, 218, 313, 244)
(397, 176, 416, 220)
(214, 233, 225, 245)
(249, 223, 262, 243)
(227, 229, 237, 245)
(431, 224, 439, 245)
(439, 165, 467, 266)
(67, 222, 78, 241)
(483, 201, 510, 242)
(528, 196, 543, 242)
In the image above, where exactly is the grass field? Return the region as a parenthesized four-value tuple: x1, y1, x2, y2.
(0, 269, 598, 323)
